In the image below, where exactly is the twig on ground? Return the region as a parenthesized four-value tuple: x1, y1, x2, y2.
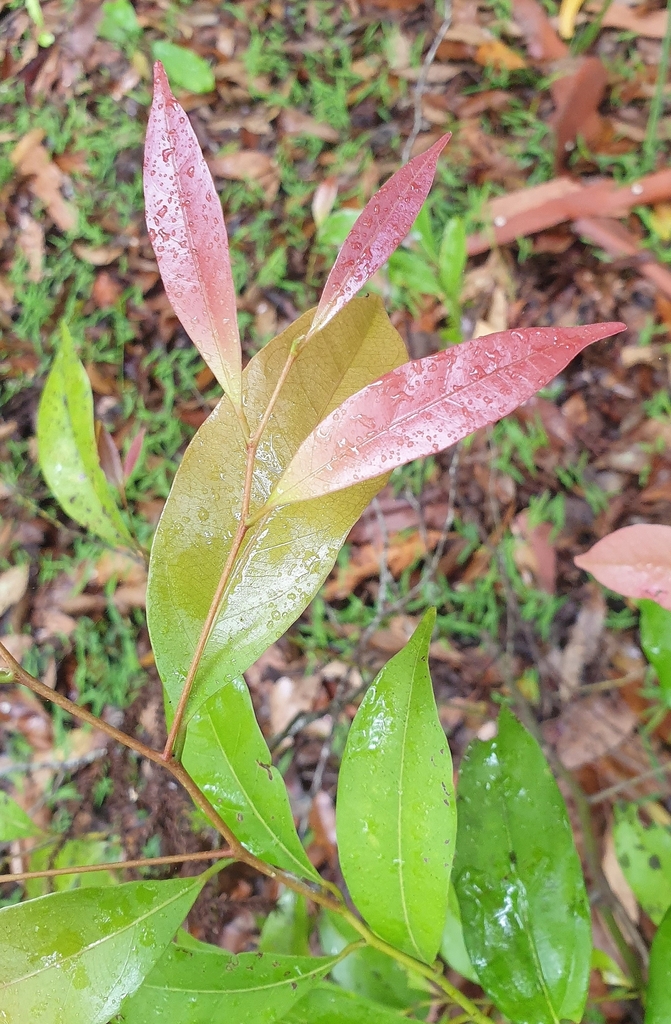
(589, 760, 671, 806)
(0, 747, 108, 780)
(401, 1, 453, 164)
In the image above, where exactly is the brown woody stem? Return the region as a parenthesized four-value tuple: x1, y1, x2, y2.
(0, 848, 233, 884)
(162, 347, 297, 759)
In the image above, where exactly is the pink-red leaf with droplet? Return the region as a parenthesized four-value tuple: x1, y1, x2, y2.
(308, 134, 451, 337)
(266, 322, 626, 508)
(144, 63, 241, 406)
(575, 524, 671, 610)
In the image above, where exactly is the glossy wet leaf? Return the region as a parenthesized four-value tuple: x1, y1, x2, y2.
(267, 323, 626, 509)
(147, 296, 406, 723)
(336, 609, 454, 965)
(575, 524, 671, 611)
(645, 904, 671, 1024)
(118, 935, 339, 1024)
(145, 64, 240, 405)
(309, 134, 450, 337)
(0, 872, 209, 1024)
(259, 889, 310, 955)
(440, 883, 478, 983)
(37, 323, 133, 550)
(454, 707, 590, 1024)
(639, 599, 671, 696)
(614, 804, 671, 925)
(318, 912, 425, 1010)
(0, 792, 41, 842)
(151, 44, 215, 95)
(183, 679, 319, 880)
(283, 982, 410, 1024)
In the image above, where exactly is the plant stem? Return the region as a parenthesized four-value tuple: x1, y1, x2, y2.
(0, 849, 233, 884)
(162, 347, 297, 759)
(642, 0, 671, 172)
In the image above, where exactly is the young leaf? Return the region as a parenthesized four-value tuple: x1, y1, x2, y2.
(265, 322, 626, 509)
(438, 216, 467, 302)
(148, 296, 407, 722)
(118, 937, 340, 1024)
(440, 883, 478, 984)
(646, 904, 671, 1024)
(259, 889, 310, 956)
(144, 63, 241, 407)
(183, 679, 319, 881)
(0, 873, 210, 1024)
(454, 708, 591, 1024)
(318, 912, 425, 1010)
(639, 599, 671, 696)
(614, 804, 671, 925)
(574, 524, 671, 610)
(37, 323, 133, 550)
(0, 791, 41, 842)
(308, 134, 451, 337)
(283, 982, 411, 1024)
(336, 609, 455, 964)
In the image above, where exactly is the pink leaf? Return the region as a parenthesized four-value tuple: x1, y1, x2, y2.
(574, 524, 671, 610)
(308, 134, 451, 337)
(266, 322, 626, 508)
(144, 63, 241, 407)
(122, 428, 146, 482)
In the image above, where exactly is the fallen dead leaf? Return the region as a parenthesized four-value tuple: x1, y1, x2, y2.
(546, 694, 637, 770)
(475, 39, 527, 72)
(512, 510, 557, 594)
(558, 584, 607, 700)
(16, 213, 44, 282)
(208, 150, 280, 202)
(551, 56, 608, 170)
(269, 674, 323, 741)
(312, 177, 339, 228)
(574, 217, 671, 301)
(602, 825, 639, 924)
(11, 129, 77, 233)
(72, 243, 124, 266)
(0, 564, 29, 618)
(602, 2, 668, 38)
(0, 686, 53, 752)
(324, 529, 443, 600)
(279, 108, 339, 142)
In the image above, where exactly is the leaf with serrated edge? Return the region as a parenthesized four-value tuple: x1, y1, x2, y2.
(183, 679, 319, 880)
(144, 63, 241, 406)
(37, 323, 133, 549)
(454, 708, 590, 1024)
(575, 524, 671, 610)
(646, 905, 671, 1024)
(309, 135, 450, 336)
(0, 874, 208, 1024)
(336, 609, 454, 964)
(266, 323, 626, 508)
(118, 937, 339, 1024)
(147, 296, 407, 723)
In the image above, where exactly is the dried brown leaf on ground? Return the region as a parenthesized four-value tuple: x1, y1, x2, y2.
(602, 2, 668, 38)
(573, 217, 671, 301)
(10, 129, 77, 233)
(0, 563, 29, 617)
(16, 213, 44, 282)
(545, 694, 637, 770)
(557, 584, 607, 701)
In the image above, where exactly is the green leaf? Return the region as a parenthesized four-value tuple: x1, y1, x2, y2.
(336, 609, 454, 964)
(440, 882, 478, 984)
(282, 981, 410, 1024)
(639, 599, 671, 697)
(646, 904, 671, 1024)
(259, 888, 310, 955)
(147, 296, 407, 723)
(151, 42, 215, 94)
(387, 249, 442, 299)
(614, 804, 671, 925)
(183, 679, 319, 881)
(0, 873, 209, 1024)
(0, 792, 41, 842)
(98, 0, 140, 47)
(317, 209, 362, 247)
(438, 217, 466, 302)
(37, 323, 133, 550)
(118, 936, 340, 1023)
(454, 707, 591, 1024)
(318, 912, 425, 1011)
(25, 837, 123, 898)
(411, 202, 437, 261)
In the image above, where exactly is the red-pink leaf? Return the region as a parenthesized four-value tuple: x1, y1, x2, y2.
(308, 134, 451, 337)
(144, 63, 241, 407)
(266, 322, 626, 508)
(122, 428, 146, 482)
(575, 524, 671, 610)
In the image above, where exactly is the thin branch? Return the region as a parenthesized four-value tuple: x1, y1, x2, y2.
(0, 747, 108, 779)
(401, 1, 453, 165)
(588, 759, 671, 806)
(163, 347, 297, 759)
(0, 848, 233, 884)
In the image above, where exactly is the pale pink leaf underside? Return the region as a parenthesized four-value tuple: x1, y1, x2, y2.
(144, 63, 241, 405)
(309, 134, 451, 337)
(575, 523, 671, 610)
(267, 322, 626, 508)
